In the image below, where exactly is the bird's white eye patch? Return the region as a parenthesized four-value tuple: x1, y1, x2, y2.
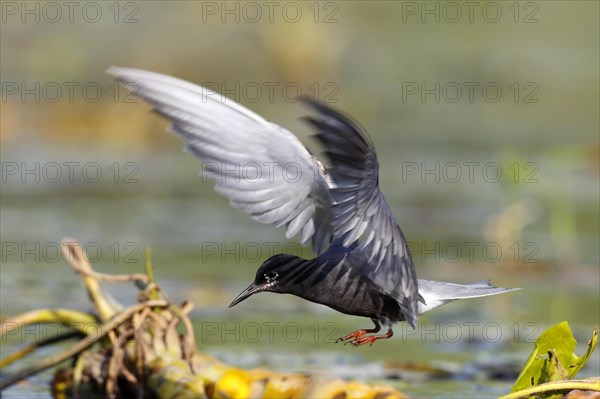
(264, 271, 278, 283)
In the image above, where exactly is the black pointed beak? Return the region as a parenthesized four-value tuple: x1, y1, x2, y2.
(229, 282, 268, 308)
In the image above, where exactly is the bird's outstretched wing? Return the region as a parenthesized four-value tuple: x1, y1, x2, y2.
(302, 99, 419, 328)
(107, 67, 333, 254)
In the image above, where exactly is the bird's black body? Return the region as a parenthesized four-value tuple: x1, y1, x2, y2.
(254, 250, 406, 324)
(109, 67, 520, 346)
(228, 245, 409, 345)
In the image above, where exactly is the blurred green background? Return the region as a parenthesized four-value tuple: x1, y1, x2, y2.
(1, 1, 598, 397)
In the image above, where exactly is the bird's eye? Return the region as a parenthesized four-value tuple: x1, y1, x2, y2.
(264, 271, 278, 282)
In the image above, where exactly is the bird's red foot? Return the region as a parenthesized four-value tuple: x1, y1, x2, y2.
(336, 328, 393, 347)
(349, 331, 393, 347)
(336, 329, 367, 344)
(336, 321, 386, 346)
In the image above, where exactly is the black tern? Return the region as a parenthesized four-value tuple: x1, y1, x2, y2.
(108, 67, 519, 346)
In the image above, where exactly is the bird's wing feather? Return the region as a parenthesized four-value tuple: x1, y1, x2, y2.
(107, 67, 333, 254)
(302, 99, 419, 328)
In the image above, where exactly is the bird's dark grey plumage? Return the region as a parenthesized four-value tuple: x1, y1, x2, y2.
(108, 67, 520, 346)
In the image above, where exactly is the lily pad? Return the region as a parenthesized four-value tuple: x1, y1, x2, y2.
(510, 321, 598, 393)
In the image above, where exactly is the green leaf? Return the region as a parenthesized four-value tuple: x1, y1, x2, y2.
(510, 322, 598, 394)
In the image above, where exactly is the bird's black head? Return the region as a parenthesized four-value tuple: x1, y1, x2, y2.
(228, 254, 299, 308)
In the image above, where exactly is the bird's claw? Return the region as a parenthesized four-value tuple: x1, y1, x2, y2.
(336, 328, 392, 346)
(348, 336, 378, 347)
(335, 330, 366, 344)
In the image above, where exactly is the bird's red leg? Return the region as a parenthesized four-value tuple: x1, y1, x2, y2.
(336, 320, 381, 344)
(350, 328, 393, 347)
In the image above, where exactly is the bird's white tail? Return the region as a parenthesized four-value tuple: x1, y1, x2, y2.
(417, 279, 520, 315)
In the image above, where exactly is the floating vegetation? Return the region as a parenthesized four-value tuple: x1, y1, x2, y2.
(1, 240, 598, 398)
